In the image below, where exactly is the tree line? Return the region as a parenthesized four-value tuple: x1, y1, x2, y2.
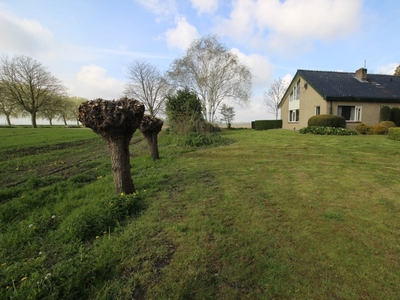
(1, 35, 251, 128)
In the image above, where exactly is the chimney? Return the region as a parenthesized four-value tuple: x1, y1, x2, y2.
(355, 68, 367, 82)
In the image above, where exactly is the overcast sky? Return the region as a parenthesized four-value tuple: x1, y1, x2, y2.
(0, 0, 399, 124)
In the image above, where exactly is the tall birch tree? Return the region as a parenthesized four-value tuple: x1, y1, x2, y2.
(168, 35, 252, 123)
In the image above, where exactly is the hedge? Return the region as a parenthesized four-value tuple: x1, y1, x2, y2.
(388, 127, 400, 141)
(254, 120, 282, 130)
(308, 114, 346, 128)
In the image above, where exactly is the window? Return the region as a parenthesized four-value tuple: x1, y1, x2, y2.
(294, 80, 300, 100)
(289, 109, 299, 122)
(289, 80, 301, 101)
(337, 106, 362, 121)
(315, 106, 320, 115)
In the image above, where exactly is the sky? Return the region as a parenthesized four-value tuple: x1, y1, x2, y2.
(0, 0, 399, 125)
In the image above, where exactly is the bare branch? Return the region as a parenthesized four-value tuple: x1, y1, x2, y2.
(263, 78, 288, 120)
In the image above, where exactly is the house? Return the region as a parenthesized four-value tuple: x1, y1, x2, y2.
(279, 68, 400, 129)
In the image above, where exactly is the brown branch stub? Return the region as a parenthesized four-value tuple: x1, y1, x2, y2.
(78, 97, 145, 139)
(139, 115, 164, 135)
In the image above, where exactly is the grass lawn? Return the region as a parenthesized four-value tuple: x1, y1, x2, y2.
(1, 127, 400, 299)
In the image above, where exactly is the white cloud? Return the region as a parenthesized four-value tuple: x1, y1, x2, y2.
(230, 48, 273, 88)
(190, 0, 219, 14)
(282, 73, 293, 87)
(377, 63, 399, 75)
(71, 65, 125, 100)
(135, 0, 177, 21)
(216, 0, 363, 53)
(0, 8, 55, 55)
(165, 17, 200, 50)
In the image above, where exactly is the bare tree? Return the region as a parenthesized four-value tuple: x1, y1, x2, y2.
(78, 98, 144, 194)
(0, 81, 21, 125)
(168, 35, 252, 123)
(38, 94, 65, 125)
(69, 96, 88, 125)
(263, 78, 288, 120)
(124, 60, 170, 116)
(0, 55, 66, 128)
(219, 103, 235, 129)
(139, 115, 163, 160)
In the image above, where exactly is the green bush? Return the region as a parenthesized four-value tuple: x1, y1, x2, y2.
(388, 127, 400, 140)
(299, 126, 358, 135)
(379, 120, 396, 128)
(254, 120, 282, 130)
(355, 123, 371, 135)
(390, 107, 400, 126)
(307, 114, 346, 128)
(369, 124, 387, 135)
(380, 106, 391, 121)
(251, 121, 255, 129)
(180, 132, 230, 147)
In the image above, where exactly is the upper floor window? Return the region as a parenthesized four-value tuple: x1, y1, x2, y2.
(289, 80, 301, 101)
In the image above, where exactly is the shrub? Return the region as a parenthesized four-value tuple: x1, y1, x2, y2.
(254, 120, 282, 130)
(388, 127, 400, 141)
(307, 114, 346, 128)
(355, 123, 371, 135)
(390, 107, 400, 126)
(180, 132, 230, 147)
(380, 106, 391, 121)
(369, 124, 388, 135)
(299, 126, 358, 135)
(379, 121, 396, 133)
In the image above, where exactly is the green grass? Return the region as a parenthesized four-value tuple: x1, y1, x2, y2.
(1, 127, 400, 299)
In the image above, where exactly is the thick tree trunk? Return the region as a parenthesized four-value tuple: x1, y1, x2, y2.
(63, 116, 68, 126)
(6, 114, 11, 126)
(144, 132, 159, 160)
(107, 135, 135, 194)
(49, 118, 53, 126)
(31, 112, 37, 128)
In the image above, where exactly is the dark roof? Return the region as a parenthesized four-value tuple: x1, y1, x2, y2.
(297, 69, 400, 102)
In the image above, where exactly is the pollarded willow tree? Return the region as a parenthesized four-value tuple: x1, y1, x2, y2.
(139, 115, 163, 160)
(78, 97, 144, 194)
(168, 35, 252, 123)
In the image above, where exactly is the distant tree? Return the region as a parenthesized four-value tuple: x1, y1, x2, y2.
(168, 35, 252, 123)
(0, 81, 21, 125)
(219, 103, 235, 129)
(139, 115, 163, 160)
(263, 78, 288, 120)
(395, 65, 400, 76)
(0, 55, 66, 128)
(69, 96, 88, 125)
(124, 60, 170, 116)
(78, 98, 144, 194)
(38, 94, 65, 125)
(165, 88, 204, 134)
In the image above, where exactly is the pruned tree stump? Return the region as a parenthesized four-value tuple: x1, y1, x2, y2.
(78, 97, 144, 194)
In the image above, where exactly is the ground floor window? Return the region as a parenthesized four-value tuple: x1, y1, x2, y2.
(337, 106, 362, 121)
(289, 109, 299, 122)
(315, 106, 320, 115)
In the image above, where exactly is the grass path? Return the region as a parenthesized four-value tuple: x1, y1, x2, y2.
(1, 128, 400, 299)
